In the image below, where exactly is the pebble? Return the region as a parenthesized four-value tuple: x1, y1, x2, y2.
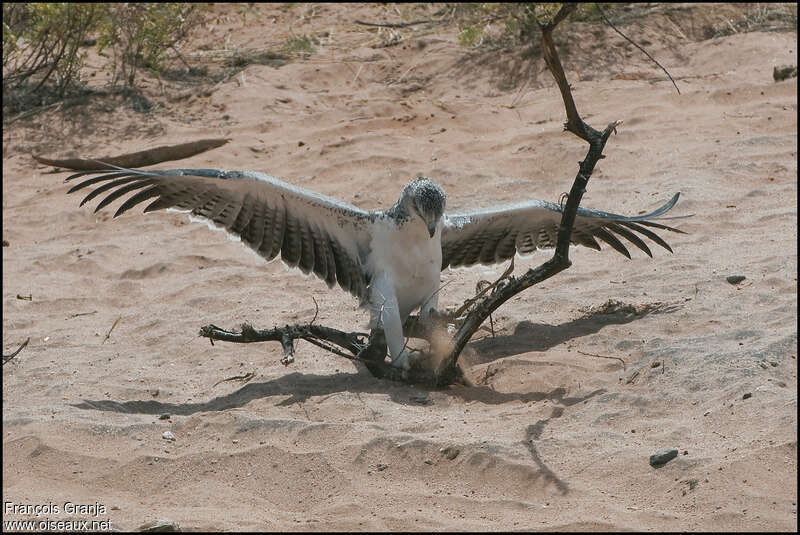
(773, 64, 798, 82)
(410, 393, 431, 405)
(376, 463, 388, 471)
(742, 392, 752, 400)
(649, 448, 679, 467)
(161, 431, 176, 441)
(137, 519, 180, 532)
(158, 414, 170, 420)
(441, 446, 460, 460)
(726, 275, 746, 284)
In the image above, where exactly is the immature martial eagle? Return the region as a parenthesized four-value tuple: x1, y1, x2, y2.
(65, 167, 685, 369)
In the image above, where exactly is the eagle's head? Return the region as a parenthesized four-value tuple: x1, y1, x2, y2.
(407, 176, 446, 238)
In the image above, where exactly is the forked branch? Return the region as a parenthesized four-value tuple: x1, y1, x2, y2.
(434, 3, 623, 384)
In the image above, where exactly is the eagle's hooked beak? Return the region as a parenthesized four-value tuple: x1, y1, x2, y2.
(426, 219, 437, 238)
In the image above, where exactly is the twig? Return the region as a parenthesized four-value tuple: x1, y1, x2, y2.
(595, 4, 680, 95)
(354, 19, 437, 28)
(664, 15, 688, 41)
(309, 296, 319, 325)
(352, 63, 364, 85)
(102, 316, 121, 344)
(3, 337, 31, 365)
(453, 257, 515, 318)
(212, 371, 255, 388)
(5, 101, 63, 125)
(67, 310, 97, 319)
(16, 294, 32, 301)
(576, 350, 626, 370)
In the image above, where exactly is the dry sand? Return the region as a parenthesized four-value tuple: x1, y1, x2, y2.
(3, 3, 797, 531)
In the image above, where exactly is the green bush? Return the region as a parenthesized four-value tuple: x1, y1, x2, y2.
(3, 3, 202, 114)
(453, 3, 614, 49)
(283, 35, 316, 57)
(97, 3, 200, 88)
(3, 3, 101, 97)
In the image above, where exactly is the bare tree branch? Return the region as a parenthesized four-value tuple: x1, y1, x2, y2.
(354, 19, 439, 29)
(595, 3, 680, 95)
(199, 323, 463, 385)
(432, 3, 622, 385)
(34, 138, 230, 171)
(3, 337, 31, 365)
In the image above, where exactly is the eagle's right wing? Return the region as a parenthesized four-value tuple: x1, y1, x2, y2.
(441, 193, 689, 270)
(65, 166, 375, 299)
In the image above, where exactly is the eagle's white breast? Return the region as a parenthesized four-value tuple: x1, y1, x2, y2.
(368, 215, 442, 320)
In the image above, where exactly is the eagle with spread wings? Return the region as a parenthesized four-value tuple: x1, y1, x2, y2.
(65, 166, 686, 369)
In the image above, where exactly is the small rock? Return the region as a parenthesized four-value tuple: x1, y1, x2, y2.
(151, 389, 159, 397)
(410, 393, 430, 405)
(161, 431, 176, 441)
(773, 64, 798, 82)
(2, 240, 9, 247)
(441, 446, 460, 460)
(158, 414, 170, 420)
(742, 392, 752, 400)
(704, 410, 712, 416)
(726, 275, 746, 285)
(424, 459, 433, 465)
(376, 463, 388, 471)
(138, 519, 180, 532)
(298, 141, 305, 147)
(649, 448, 679, 467)
(651, 361, 661, 368)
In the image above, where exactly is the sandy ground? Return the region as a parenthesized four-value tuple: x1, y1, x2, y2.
(3, 3, 797, 531)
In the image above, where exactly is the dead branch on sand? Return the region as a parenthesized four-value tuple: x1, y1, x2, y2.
(354, 19, 440, 29)
(102, 316, 121, 344)
(34, 138, 229, 171)
(3, 337, 30, 365)
(200, 5, 630, 386)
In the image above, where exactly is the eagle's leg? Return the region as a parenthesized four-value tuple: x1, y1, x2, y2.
(419, 291, 439, 321)
(369, 274, 422, 370)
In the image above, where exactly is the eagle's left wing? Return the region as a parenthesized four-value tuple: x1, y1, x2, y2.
(441, 193, 688, 270)
(63, 166, 376, 299)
